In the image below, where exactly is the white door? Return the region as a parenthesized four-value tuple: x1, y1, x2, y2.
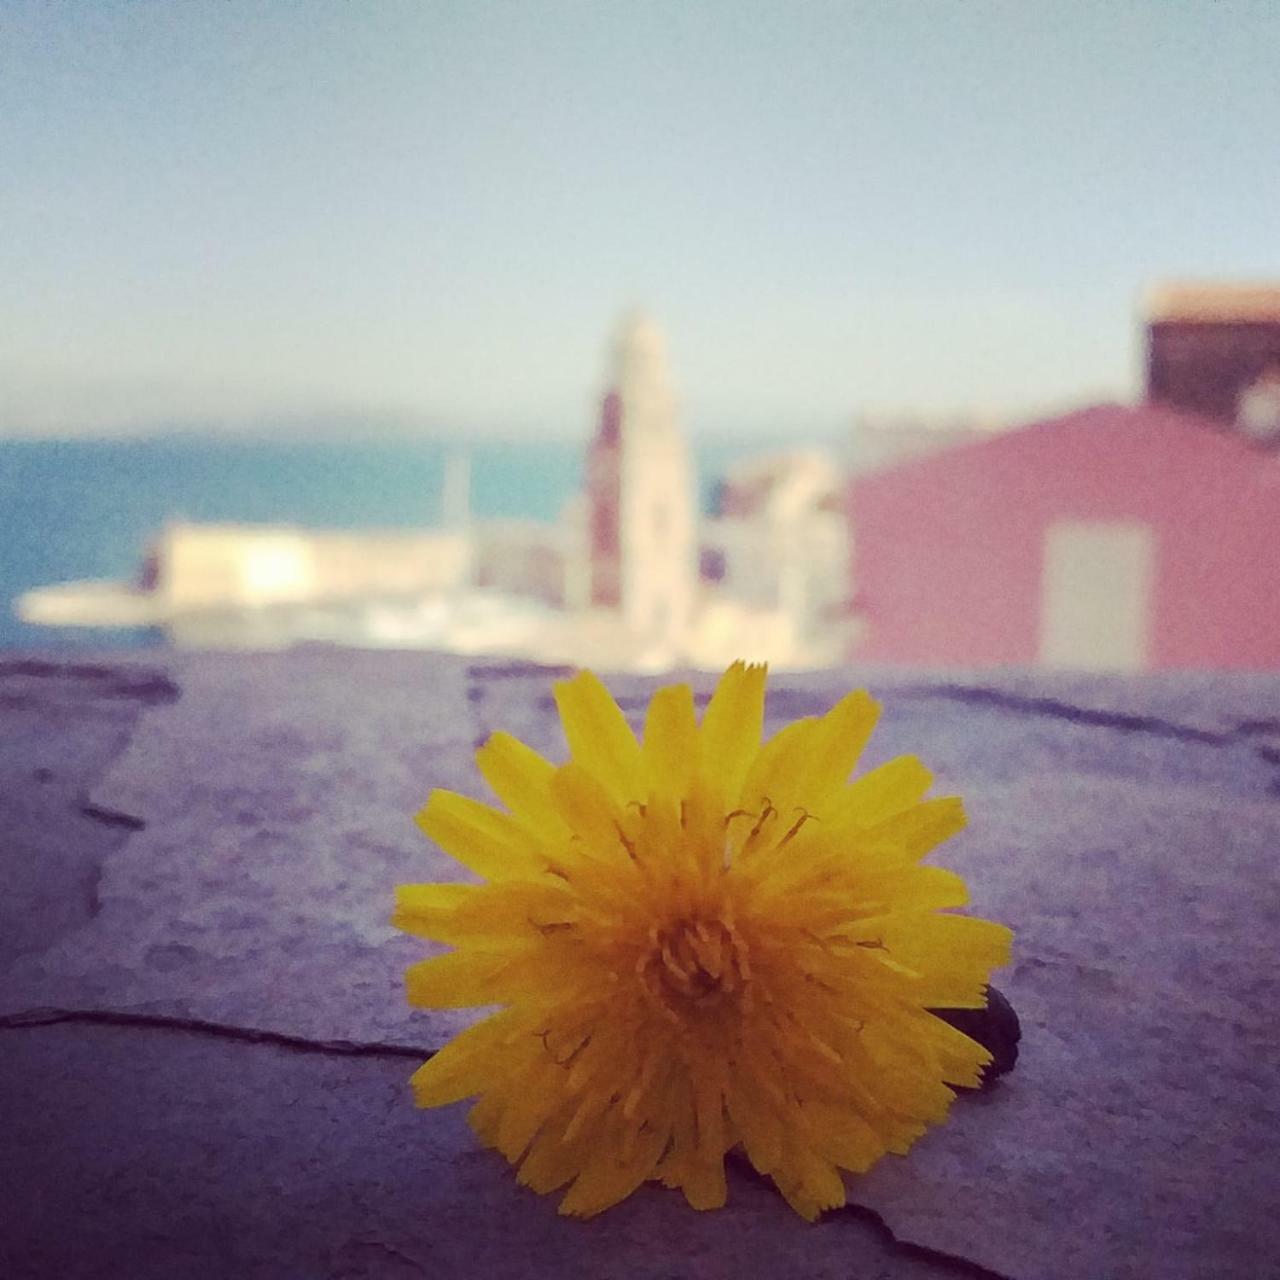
(1040, 521, 1154, 671)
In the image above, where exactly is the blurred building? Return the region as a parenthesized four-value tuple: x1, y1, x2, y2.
(848, 402, 1280, 671)
(1146, 283, 1280, 441)
(19, 311, 845, 670)
(563, 313, 842, 670)
(848, 412, 993, 475)
(19, 520, 473, 635)
(582, 311, 698, 655)
(470, 519, 572, 608)
(145, 522, 471, 611)
(700, 450, 851, 662)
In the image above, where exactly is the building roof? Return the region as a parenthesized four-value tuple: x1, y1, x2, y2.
(848, 400, 1277, 490)
(1144, 282, 1280, 324)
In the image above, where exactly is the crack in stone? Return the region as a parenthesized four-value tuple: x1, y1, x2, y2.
(727, 1152, 1015, 1279)
(0, 1007, 437, 1061)
(78, 802, 146, 831)
(7, 1007, 1019, 1273)
(341, 1238, 431, 1275)
(893, 684, 1280, 794)
(0, 659, 181, 705)
(1235, 717, 1280, 736)
(1, 661, 181, 965)
(820, 1199, 1015, 1279)
(898, 684, 1228, 746)
(85, 861, 104, 918)
(468, 661, 575, 681)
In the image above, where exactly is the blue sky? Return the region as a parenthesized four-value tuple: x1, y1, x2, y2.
(2, 0, 1277, 438)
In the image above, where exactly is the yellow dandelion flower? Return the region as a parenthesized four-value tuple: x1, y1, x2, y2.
(394, 662, 1013, 1221)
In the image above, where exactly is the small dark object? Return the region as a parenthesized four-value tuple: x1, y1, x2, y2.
(930, 984, 1020, 1091)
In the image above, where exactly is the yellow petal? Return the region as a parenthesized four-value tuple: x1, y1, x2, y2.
(416, 789, 545, 881)
(392, 882, 480, 941)
(518, 1122, 590, 1194)
(468, 1089, 505, 1147)
(776, 1180, 822, 1222)
(861, 796, 967, 861)
(553, 670, 643, 806)
(492, 1060, 565, 1161)
(475, 731, 566, 834)
(693, 1072, 728, 1161)
(735, 717, 811, 838)
(557, 1121, 668, 1218)
(465, 883, 580, 945)
(408, 1009, 518, 1106)
(795, 1149, 847, 1213)
(744, 690, 880, 817)
(698, 661, 766, 807)
(817, 865, 969, 917)
(677, 1157, 728, 1212)
(549, 762, 634, 869)
(828, 754, 934, 828)
(876, 914, 1014, 1005)
(405, 945, 532, 1008)
(897, 865, 970, 912)
(804, 1104, 884, 1174)
(725, 1077, 784, 1173)
(642, 682, 699, 800)
(920, 1013, 992, 1089)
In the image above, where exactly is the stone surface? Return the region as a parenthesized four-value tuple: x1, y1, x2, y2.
(0, 659, 179, 967)
(0, 650, 483, 1050)
(3, 651, 1280, 1278)
(0, 1022, 948, 1280)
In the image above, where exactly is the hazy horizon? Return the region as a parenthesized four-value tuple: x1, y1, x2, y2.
(3, 0, 1277, 439)
(0, 407, 861, 447)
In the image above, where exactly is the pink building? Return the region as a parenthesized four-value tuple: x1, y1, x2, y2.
(848, 402, 1280, 670)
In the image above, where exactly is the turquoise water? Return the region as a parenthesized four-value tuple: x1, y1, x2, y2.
(0, 436, 754, 650)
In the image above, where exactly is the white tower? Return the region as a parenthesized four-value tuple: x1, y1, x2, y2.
(586, 312, 697, 653)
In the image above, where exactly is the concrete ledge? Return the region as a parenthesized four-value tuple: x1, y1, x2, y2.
(2, 651, 1279, 1278)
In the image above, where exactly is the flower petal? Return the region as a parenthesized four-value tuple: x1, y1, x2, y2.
(491, 1060, 567, 1161)
(405, 945, 534, 1007)
(557, 1120, 668, 1218)
(861, 796, 968, 861)
(642, 682, 699, 800)
(392, 882, 480, 941)
(474, 731, 566, 834)
(548, 762, 635, 870)
(416, 790, 545, 881)
(553, 670, 643, 805)
(408, 1009, 519, 1106)
(742, 690, 880, 817)
(518, 1122, 592, 1194)
(876, 914, 1014, 1006)
(698, 661, 766, 806)
(829, 754, 934, 827)
(677, 1158, 728, 1211)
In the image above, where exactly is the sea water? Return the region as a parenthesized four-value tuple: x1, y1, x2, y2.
(0, 436, 759, 650)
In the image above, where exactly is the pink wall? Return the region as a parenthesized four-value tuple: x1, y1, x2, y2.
(848, 404, 1280, 669)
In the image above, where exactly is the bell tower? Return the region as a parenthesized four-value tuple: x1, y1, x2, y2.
(585, 312, 696, 650)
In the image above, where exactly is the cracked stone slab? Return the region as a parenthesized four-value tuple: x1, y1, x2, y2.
(3, 654, 1280, 1277)
(0, 658, 180, 967)
(0, 1020, 958, 1280)
(0, 649, 484, 1047)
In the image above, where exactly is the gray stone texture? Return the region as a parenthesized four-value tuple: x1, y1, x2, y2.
(3, 651, 1279, 1278)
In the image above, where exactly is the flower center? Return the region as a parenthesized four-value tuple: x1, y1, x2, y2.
(639, 915, 752, 1021)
